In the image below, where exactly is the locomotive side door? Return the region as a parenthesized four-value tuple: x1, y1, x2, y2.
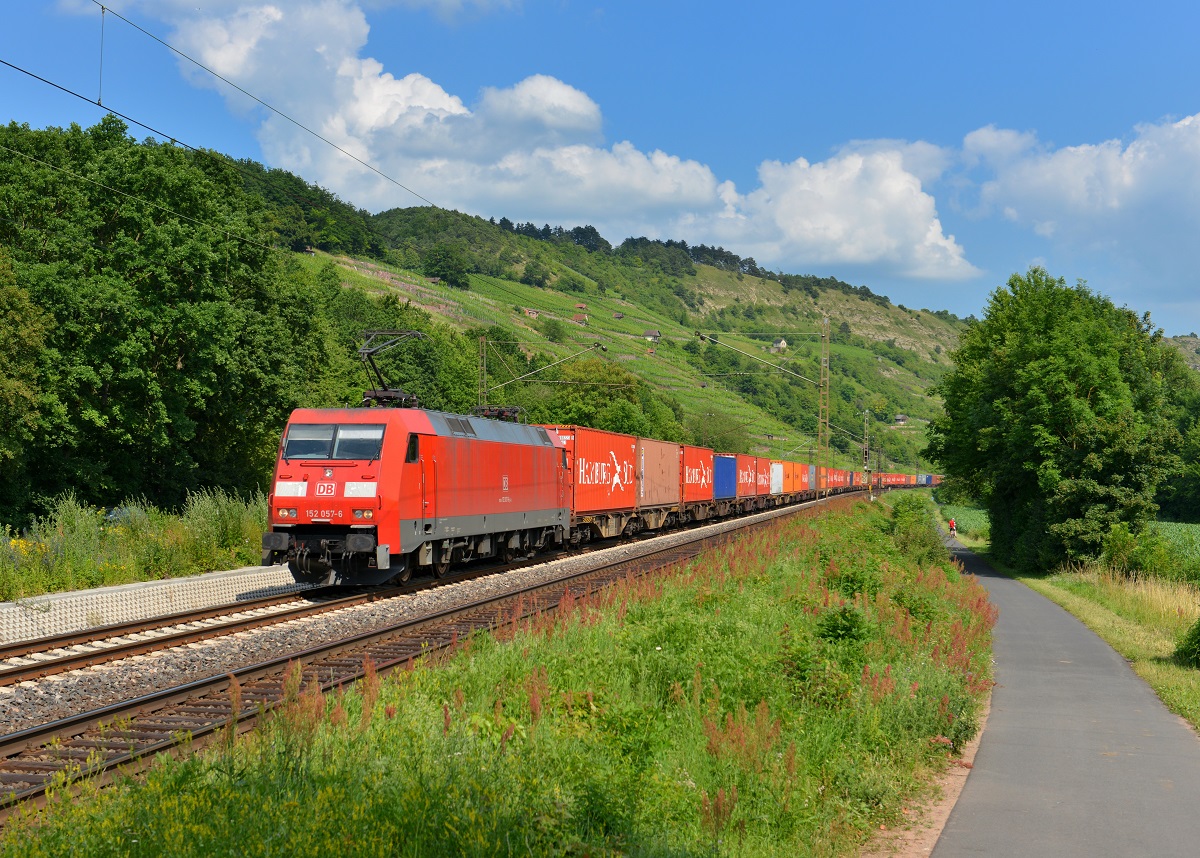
(421, 447, 437, 531)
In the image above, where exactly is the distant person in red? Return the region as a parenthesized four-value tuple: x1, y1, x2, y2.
(948, 518, 957, 537)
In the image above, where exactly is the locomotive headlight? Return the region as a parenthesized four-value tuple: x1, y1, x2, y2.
(353, 509, 374, 520)
(277, 508, 298, 519)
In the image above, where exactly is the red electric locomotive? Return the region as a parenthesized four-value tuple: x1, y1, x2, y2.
(262, 407, 568, 585)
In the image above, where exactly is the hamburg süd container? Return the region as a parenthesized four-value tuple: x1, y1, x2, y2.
(735, 455, 757, 498)
(682, 445, 715, 503)
(540, 425, 637, 514)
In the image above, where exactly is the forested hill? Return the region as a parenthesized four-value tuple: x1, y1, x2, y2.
(1, 115, 964, 526)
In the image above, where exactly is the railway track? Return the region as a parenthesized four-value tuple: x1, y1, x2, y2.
(0, 497, 848, 821)
(0, 560, 544, 687)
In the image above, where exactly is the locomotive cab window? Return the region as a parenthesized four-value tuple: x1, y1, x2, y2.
(405, 434, 419, 463)
(283, 424, 335, 459)
(333, 425, 385, 460)
(283, 424, 385, 460)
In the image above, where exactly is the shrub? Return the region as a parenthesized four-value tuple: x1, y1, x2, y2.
(816, 603, 872, 643)
(1176, 617, 1200, 668)
(889, 494, 943, 565)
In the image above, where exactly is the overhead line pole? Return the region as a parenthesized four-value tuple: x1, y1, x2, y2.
(818, 317, 831, 497)
(478, 336, 487, 408)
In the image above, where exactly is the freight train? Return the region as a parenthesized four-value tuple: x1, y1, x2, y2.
(261, 406, 937, 586)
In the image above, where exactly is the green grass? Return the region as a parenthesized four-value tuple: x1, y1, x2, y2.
(0, 490, 266, 601)
(4, 500, 994, 857)
(1151, 522, 1200, 580)
(296, 250, 948, 471)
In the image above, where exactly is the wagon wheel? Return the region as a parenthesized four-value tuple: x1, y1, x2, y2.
(499, 539, 516, 564)
(391, 557, 413, 585)
(432, 555, 451, 578)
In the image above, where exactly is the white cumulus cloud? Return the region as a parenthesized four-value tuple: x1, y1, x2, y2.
(968, 115, 1200, 289)
(688, 148, 977, 280)
(121, 0, 979, 282)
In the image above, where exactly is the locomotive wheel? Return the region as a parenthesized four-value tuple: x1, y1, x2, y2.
(392, 558, 412, 584)
(432, 557, 451, 578)
(499, 540, 516, 564)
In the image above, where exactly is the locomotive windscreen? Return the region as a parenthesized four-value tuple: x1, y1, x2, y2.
(283, 424, 385, 460)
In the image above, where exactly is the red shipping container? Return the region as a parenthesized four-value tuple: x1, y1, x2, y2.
(681, 445, 715, 503)
(755, 457, 772, 495)
(637, 438, 682, 508)
(735, 454, 757, 497)
(540, 425, 637, 514)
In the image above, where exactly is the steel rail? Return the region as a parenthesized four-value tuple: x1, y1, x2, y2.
(0, 588, 392, 686)
(0, 558, 545, 685)
(0, 589, 318, 662)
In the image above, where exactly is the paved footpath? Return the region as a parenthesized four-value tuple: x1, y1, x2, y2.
(933, 545, 1200, 857)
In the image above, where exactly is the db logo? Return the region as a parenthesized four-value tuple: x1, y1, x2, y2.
(316, 482, 336, 497)
(502, 475, 509, 492)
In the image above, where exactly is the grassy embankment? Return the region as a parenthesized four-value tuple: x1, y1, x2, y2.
(4, 496, 994, 857)
(933, 501, 1200, 729)
(0, 491, 265, 602)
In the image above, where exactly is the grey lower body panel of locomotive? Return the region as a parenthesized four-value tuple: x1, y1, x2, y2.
(264, 507, 569, 586)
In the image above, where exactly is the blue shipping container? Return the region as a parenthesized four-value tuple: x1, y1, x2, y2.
(713, 454, 737, 499)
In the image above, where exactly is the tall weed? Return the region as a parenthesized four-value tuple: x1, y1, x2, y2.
(0, 490, 267, 601)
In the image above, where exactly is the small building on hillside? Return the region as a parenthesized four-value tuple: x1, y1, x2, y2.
(523, 308, 540, 319)
(644, 329, 661, 343)
(772, 337, 788, 350)
(574, 303, 588, 310)
(613, 312, 625, 320)
(572, 313, 589, 325)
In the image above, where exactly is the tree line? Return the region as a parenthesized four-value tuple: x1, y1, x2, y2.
(0, 118, 686, 526)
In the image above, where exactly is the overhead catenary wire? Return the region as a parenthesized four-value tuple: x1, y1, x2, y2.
(85, 0, 437, 209)
(97, 4, 105, 105)
(694, 331, 820, 386)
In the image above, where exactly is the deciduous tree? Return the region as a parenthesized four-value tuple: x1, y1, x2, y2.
(925, 267, 1185, 570)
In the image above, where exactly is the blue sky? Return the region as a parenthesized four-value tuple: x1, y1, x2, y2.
(5, 1, 1200, 334)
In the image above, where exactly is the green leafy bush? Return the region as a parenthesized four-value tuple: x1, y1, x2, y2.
(816, 603, 872, 643)
(889, 493, 944, 565)
(1176, 617, 1200, 668)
